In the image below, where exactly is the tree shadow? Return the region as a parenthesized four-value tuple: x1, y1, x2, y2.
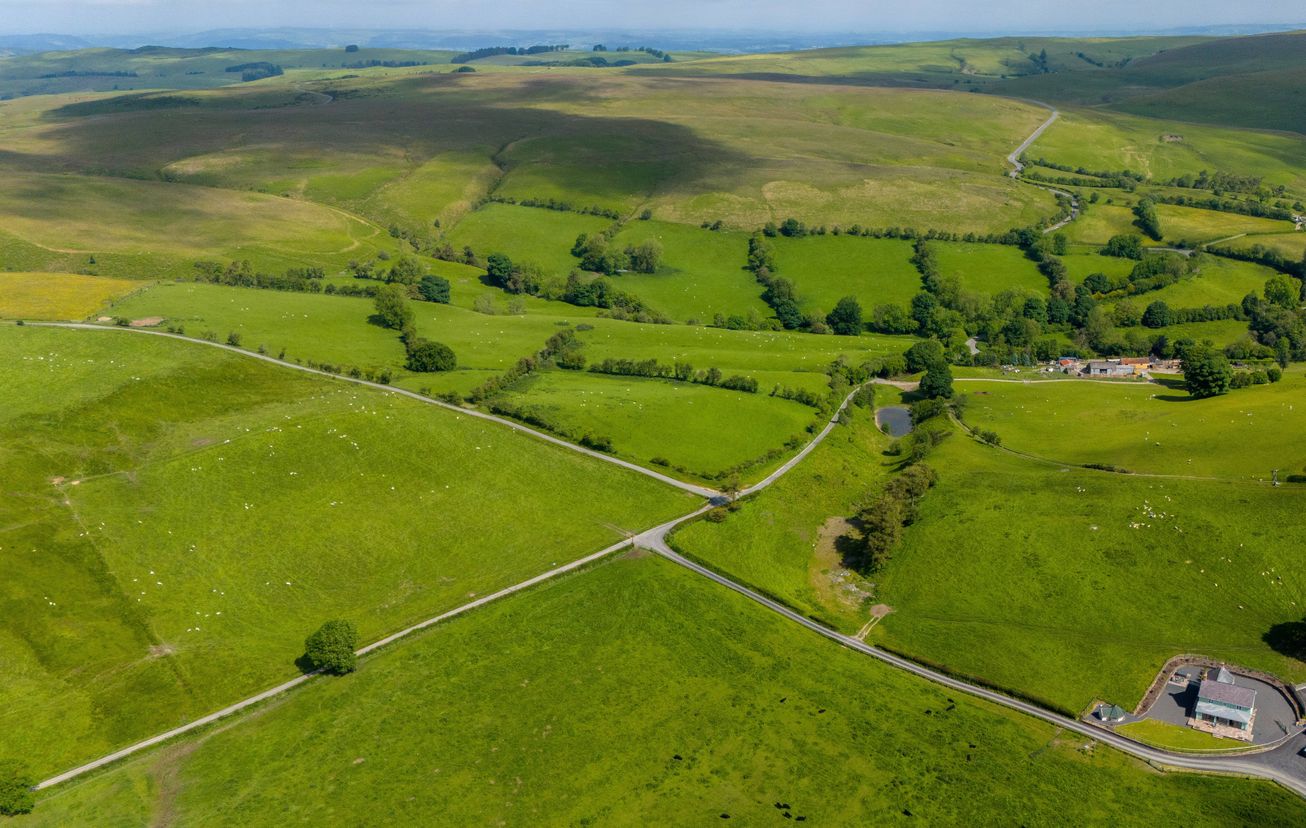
(1263, 619, 1306, 662)
(834, 517, 867, 570)
(294, 652, 316, 674)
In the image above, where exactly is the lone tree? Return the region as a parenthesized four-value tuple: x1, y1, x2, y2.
(0, 761, 35, 816)
(373, 284, 413, 330)
(826, 295, 864, 336)
(418, 274, 451, 304)
(304, 619, 358, 675)
(904, 338, 946, 373)
(405, 339, 457, 372)
(1141, 300, 1172, 328)
(919, 362, 954, 399)
(1182, 344, 1233, 399)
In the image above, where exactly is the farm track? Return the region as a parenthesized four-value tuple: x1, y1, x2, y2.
(1004, 101, 1080, 233)
(25, 323, 1306, 801)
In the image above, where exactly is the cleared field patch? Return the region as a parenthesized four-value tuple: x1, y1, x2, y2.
(932, 241, 1047, 296)
(1151, 317, 1253, 348)
(0, 325, 693, 777)
(0, 272, 141, 319)
(874, 431, 1306, 714)
(501, 369, 817, 482)
(444, 203, 611, 276)
(1156, 204, 1296, 245)
(672, 407, 889, 630)
(608, 221, 768, 323)
(958, 373, 1306, 480)
(24, 556, 1306, 826)
(771, 235, 920, 315)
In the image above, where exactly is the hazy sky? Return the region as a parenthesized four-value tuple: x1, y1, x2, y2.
(1, 0, 1302, 35)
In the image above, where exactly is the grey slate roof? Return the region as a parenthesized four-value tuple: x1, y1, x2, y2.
(1196, 678, 1256, 710)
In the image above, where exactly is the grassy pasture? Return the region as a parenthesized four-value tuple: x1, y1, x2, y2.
(608, 221, 768, 323)
(959, 374, 1306, 480)
(1061, 250, 1137, 285)
(444, 203, 612, 276)
(1063, 204, 1140, 245)
(0, 171, 386, 277)
(1226, 232, 1306, 262)
(0, 271, 142, 319)
(672, 407, 889, 630)
(874, 429, 1306, 714)
(502, 370, 817, 482)
(1110, 256, 1274, 309)
(1151, 318, 1254, 348)
(1156, 205, 1296, 245)
(0, 325, 692, 776)
(771, 235, 921, 314)
(1116, 720, 1240, 752)
(21, 555, 1306, 826)
(1026, 107, 1306, 194)
(932, 241, 1047, 296)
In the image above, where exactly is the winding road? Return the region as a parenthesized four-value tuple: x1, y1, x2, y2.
(1005, 101, 1081, 233)
(25, 322, 1306, 799)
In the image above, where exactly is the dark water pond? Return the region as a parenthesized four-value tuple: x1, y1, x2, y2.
(875, 406, 913, 437)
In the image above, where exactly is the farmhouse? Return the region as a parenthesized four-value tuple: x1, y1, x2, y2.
(1084, 360, 1132, 378)
(1188, 666, 1257, 741)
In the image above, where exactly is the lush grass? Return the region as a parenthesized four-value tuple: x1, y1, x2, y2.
(958, 373, 1306, 480)
(1110, 256, 1274, 310)
(1064, 204, 1140, 245)
(873, 427, 1306, 714)
(671, 406, 890, 629)
(1227, 232, 1306, 262)
(0, 325, 693, 777)
(502, 370, 817, 482)
(443, 203, 612, 276)
(1157, 205, 1296, 245)
(1025, 106, 1306, 194)
(608, 221, 768, 323)
(0, 171, 387, 278)
(1152, 318, 1254, 348)
(932, 241, 1048, 296)
(1116, 719, 1246, 752)
(0, 272, 143, 319)
(22, 555, 1306, 826)
(771, 235, 921, 314)
(1061, 250, 1137, 285)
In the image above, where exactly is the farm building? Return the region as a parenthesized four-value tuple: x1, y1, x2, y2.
(1188, 667, 1257, 741)
(1084, 360, 1133, 377)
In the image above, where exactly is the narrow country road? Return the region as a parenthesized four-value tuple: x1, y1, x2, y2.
(639, 533, 1306, 798)
(26, 323, 1306, 801)
(1004, 100, 1080, 233)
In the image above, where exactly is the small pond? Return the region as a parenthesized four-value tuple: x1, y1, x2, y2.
(875, 405, 913, 437)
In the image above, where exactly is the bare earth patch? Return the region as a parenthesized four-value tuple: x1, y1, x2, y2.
(810, 516, 875, 614)
(130, 316, 165, 327)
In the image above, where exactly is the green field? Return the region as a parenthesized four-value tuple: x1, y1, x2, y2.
(0, 325, 693, 776)
(1116, 719, 1247, 752)
(502, 370, 817, 482)
(671, 405, 889, 629)
(1064, 204, 1140, 245)
(0, 272, 143, 319)
(933, 241, 1048, 296)
(1061, 250, 1138, 285)
(20, 555, 1306, 826)
(958, 374, 1306, 480)
(1151, 317, 1254, 348)
(1226, 232, 1306, 262)
(771, 235, 921, 314)
(1109, 255, 1275, 309)
(1157, 205, 1296, 245)
(608, 220, 768, 323)
(873, 427, 1306, 713)
(444, 203, 613, 276)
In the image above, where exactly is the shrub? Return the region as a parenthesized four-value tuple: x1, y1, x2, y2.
(826, 296, 864, 336)
(226, 331, 242, 347)
(580, 434, 614, 452)
(303, 619, 357, 674)
(417, 274, 451, 303)
(405, 339, 457, 372)
(0, 762, 34, 815)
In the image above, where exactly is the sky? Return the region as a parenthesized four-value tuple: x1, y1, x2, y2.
(0, 0, 1302, 36)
